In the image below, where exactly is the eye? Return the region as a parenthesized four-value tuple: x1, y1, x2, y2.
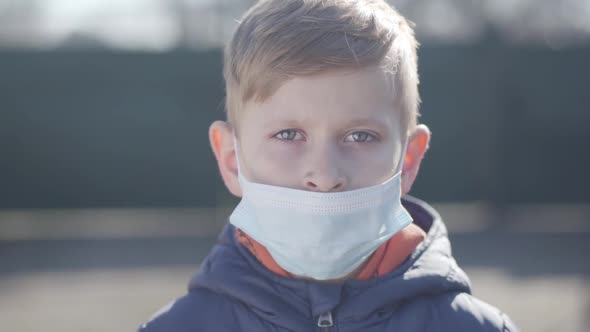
(345, 131, 376, 143)
(273, 129, 304, 141)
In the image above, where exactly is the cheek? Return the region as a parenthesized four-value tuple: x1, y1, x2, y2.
(344, 147, 396, 186)
(247, 144, 304, 186)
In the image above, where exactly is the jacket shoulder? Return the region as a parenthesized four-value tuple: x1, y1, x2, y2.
(138, 287, 242, 332)
(428, 292, 519, 332)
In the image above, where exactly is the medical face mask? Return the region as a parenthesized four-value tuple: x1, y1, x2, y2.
(229, 138, 413, 280)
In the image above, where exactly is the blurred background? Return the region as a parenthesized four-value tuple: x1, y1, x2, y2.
(0, 0, 589, 331)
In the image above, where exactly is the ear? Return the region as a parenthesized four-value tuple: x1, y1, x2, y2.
(209, 120, 242, 197)
(401, 124, 431, 196)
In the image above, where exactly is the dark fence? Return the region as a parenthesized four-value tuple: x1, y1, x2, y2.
(1, 44, 589, 208)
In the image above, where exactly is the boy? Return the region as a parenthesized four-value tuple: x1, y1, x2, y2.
(140, 0, 519, 331)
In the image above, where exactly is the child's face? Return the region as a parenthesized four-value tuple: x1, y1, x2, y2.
(239, 67, 404, 191)
(210, 66, 430, 196)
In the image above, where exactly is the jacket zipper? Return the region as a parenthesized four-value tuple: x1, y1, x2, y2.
(317, 311, 334, 332)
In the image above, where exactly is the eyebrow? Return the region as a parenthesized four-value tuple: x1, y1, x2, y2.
(343, 116, 392, 132)
(259, 107, 395, 133)
(262, 117, 390, 131)
(261, 118, 308, 130)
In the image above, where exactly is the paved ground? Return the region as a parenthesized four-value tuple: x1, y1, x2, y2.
(0, 204, 588, 332)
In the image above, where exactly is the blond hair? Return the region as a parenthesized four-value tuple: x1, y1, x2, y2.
(224, 0, 420, 135)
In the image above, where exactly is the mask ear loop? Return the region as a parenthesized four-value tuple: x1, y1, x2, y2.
(232, 134, 244, 177)
(396, 140, 409, 174)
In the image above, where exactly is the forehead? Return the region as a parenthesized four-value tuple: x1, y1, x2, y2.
(241, 66, 399, 130)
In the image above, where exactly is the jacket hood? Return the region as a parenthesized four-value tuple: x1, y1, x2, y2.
(189, 196, 472, 331)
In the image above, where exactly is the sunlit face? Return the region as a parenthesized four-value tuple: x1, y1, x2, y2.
(235, 66, 406, 192)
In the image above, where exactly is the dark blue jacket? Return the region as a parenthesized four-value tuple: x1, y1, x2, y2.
(139, 196, 519, 331)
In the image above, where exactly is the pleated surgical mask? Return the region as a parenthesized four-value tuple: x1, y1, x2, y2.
(229, 137, 412, 280)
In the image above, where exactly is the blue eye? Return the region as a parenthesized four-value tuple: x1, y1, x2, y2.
(273, 129, 303, 141)
(345, 131, 376, 143)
